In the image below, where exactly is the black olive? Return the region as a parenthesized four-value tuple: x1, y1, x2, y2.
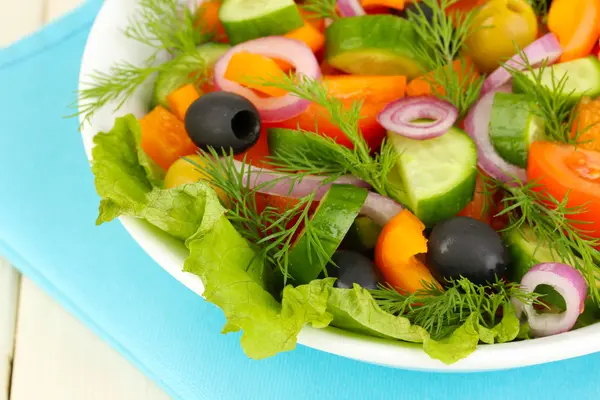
(184, 91, 261, 154)
(426, 216, 510, 285)
(328, 250, 381, 290)
(393, 2, 435, 23)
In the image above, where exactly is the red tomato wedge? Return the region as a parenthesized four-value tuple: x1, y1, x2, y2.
(528, 142, 600, 242)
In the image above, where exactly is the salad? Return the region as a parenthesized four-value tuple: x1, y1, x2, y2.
(78, 0, 600, 365)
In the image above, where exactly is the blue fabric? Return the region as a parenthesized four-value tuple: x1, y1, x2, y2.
(0, 2, 599, 399)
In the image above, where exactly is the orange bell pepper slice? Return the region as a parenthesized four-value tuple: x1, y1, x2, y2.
(224, 52, 288, 97)
(406, 56, 479, 97)
(166, 84, 200, 121)
(375, 210, 442, 293)
(140, 106, 197, 170)
(548, 0, 600, 62)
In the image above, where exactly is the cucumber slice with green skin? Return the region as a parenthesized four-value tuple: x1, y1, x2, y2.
(489, 93, 545, 168)
(219, 0, 303, 45)
(344, 217, 382, 253)
(503, 226, 580, 311)
(151, 43, 230, 109)
(387, 127, 477, 226)
(512, 56, 600, 103)
(288, 184, 368, 284)
(325, 15, 428, 79)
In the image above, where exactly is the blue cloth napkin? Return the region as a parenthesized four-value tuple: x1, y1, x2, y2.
(1, 2, 599, 399)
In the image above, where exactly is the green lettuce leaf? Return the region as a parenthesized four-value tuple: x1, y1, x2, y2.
(422, 313, 480, 365)
(183, 190, 334, 359)
(92, 115, 209, 240)
(91, 115, 164, 224)
(327, 284, 426, 342)
(477, 304, 520, 345)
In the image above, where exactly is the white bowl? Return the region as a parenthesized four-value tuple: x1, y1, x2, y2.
(79, 0, 600, 372)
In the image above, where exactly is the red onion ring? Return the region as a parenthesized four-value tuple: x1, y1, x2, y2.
(337, 0, 366, 17)
(464, 85, 527, 184)
(512, 263, 587, 337)
(482, 33, 563, 95)
(213, 37, 321, 123)
(360, 192, 404, 226)
(377, 96, 458, 140)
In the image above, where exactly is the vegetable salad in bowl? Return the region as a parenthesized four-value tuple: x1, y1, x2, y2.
(77, 0, 600, 368)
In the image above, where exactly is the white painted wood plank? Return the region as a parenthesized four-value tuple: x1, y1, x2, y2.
(0, 259, 19, 400)
(0, 0, 45, 47)
(11, 278, 171, 400)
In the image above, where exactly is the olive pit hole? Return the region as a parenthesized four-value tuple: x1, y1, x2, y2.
(231, 110, 259, 140)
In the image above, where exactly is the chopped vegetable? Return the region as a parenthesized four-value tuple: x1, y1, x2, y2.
(375, 210, 440, 293)
(513, 263, 587, 337)
(406, 57, 479, 97)
(465, 0, 539, 73)
(572, 96, 600, 151)
(378, 96, 458, 140)
(548, 0, 600, 62)
(218, 0, 304, 44)
(224, 51, 288, 97)
(166, 84, 200, 121)
(361, 0, 405, 10)
(325, 15, 428, 78)
(329, 250, 381, 290)
(213, 37, 321, 122)
(164, 155, 229, 202)
(284, 18, 326, 53)
(527, 141, 600, 242)
(194, 0, 228, 42)
(140, 106, 197, 170)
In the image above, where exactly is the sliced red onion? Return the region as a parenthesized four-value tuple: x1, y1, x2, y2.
(512, 263, 587, 337)
(231, 160, 370, 200)
(213, 37, 321, 123)
(337, 0, 366, 17)
(378, 96, 458, 140)
(482, 33, 563, 95)
(360, 192, 404, 226)
(464, 85, 527, 184)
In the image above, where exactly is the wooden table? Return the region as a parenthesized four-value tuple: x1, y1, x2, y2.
(0, 1, 171, 399)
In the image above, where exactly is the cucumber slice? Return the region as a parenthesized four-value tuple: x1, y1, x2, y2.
(325, 15, 428, 79)
(504, 226, 580, 310)
(387, 128, 477, 226)
(151, 43, 230, 109)
(512, 56, 600, 102)
(288, 184, 368, 284)
(344, 217, 382, 253)
(219, 0, 303, 45)
(489, 93, 545, 168)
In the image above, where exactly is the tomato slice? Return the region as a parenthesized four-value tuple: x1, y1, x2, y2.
(528, 141, 600, 239)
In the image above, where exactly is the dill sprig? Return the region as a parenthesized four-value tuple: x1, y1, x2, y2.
(505, 48, 579, 144)
(75, 0, 210, 126)
(249, 74, 397, 196)
(405, 0, 484, 117)
(371, 277, 543, 340)
(488, 176, 600, 301)
(124, 0, 203, 56)
(300, 0, 338, 21)
(527, 0, 550, 19)
(189, 148, 332, 285)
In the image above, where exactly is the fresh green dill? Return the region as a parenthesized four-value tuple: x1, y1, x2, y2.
(527, 0, 550, 19)
(405, 0, 484, 117)
(486, 175, 600, 301)
(124, 0, 204, 56)
(188, 148, 332, 285)
(250, 74, 397, 196)
(371, 277, 543, 340)
(300, 0, 338, 21)
(505, 48, 579, 144)
(74, 0, 211, 126)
